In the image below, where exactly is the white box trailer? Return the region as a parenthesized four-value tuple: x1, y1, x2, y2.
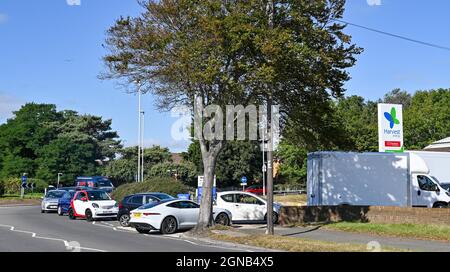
(307, 152, 450, 208)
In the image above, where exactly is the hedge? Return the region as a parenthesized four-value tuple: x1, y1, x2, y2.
(0, 177, 48, 195)
(111, 177, 190, 202)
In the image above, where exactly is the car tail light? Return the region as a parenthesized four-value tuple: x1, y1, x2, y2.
(143, 213, 160, 216)
(118, 202, 123, 209)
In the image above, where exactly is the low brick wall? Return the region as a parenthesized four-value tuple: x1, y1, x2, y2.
(279, 206, 450, 226)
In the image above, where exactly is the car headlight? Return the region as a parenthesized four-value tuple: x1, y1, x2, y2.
(92, 203, 99, 208)
(114, 202, 118, 207)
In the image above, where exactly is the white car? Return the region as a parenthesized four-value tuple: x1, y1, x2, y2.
(216, 191, 282, 223)
(129, 199, 232, 234)
(68, 189, 119, 221)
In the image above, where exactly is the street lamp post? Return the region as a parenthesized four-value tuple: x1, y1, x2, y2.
(57, 173, 63, 188)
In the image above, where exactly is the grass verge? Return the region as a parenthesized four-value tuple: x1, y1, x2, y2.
(273, 194, 306, 206)
(324, 222, 450, 242)
(0, 193, 43, 205)
(209, 230, 406, 252)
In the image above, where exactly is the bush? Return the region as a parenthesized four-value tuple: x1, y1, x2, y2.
(0, 177, 48, 195)
(111, 177, 190, 202)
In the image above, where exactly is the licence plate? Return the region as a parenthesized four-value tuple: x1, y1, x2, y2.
(133, 213, 141, 218)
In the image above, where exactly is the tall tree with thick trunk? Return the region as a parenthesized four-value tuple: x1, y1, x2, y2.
(101, 0, 361, 233)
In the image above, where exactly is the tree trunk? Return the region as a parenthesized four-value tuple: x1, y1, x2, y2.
(192, 140, 223, 235)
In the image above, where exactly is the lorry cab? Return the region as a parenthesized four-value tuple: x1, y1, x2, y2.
(74, 176, 114, 194)
(409, 152, 450, 208)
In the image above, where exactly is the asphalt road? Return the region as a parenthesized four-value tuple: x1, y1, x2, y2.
(0, 205, 257, 252)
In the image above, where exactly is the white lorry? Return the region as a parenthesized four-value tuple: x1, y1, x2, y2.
(307, 152, 450, 208)
(408, 151, 450, 184)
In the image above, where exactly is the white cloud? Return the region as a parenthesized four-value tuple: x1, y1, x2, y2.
(367, 0, 382, 6)
(0, 13, 8, 24)
(0, 94, 24, 123)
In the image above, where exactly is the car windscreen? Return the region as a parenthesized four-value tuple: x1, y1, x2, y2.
(46, 191, 65, 198)
(97, 179, 113, 187)
(139, 199, 172, 209)
(87, 191, 111, 201)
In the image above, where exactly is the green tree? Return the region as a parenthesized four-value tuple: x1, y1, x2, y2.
(335, 96, 378, 151)
(404, 89, 450, 149)
(102, 0, 361, 232)
(103, 145, 173, 185)
(0, 103, 121, 184)
(276, 141, 308, 187)
(0, 103, 62, 178)
(149, 161, 197, 187)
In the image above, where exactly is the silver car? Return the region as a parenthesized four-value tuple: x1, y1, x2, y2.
(41, 190, 66, 213)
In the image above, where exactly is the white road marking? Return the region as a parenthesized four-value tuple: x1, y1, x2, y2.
(0, 223, 107, 252)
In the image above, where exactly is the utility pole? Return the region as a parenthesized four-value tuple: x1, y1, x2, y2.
(141, 110, 145, 182)
(262, 121, 266, 197)
(137, 83, 142, 183)
(57, 173, 63, 188)
(266, 0, 275, 236)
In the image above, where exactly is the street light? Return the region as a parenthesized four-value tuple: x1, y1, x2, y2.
(57, 173, 63, 188)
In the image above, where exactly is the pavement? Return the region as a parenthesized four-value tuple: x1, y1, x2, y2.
(0, 205, 266, 252)
(232, 224, 450, 252)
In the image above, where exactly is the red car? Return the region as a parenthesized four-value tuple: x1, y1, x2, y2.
(245, 185, 266, 195)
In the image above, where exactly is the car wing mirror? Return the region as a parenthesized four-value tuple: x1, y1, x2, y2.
(81, 197, 88, 202)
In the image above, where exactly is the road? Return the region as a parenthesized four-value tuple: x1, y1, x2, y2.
(0, 205, 258, 252)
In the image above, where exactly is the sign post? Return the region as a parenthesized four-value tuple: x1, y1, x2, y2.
(240, 176, 247, 191)
(378, 104, 404, 153)
(197, 175, 216, 203)
(20, 173, 27, 199)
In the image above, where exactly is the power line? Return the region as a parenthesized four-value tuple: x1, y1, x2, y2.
(333, 18, 450, 52)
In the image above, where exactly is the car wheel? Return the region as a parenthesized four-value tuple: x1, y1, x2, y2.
(214, 213, 230, 226)
(161, 216, 178, 235)
(41, 209, 45, 214)
(68, 208, 76, 220)
(434, 203, 447, 208)
(135, 226, 150, 234)
(57, 206, 64, 216)
(119, 214, 131, 227)
(85, 209, 94, 222)
(264, 212, 279, 224)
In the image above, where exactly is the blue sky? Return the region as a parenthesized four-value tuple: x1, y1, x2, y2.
(0, 0, 449, 152)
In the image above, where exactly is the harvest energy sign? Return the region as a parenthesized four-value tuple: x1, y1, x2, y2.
(378, 103, 404, 152)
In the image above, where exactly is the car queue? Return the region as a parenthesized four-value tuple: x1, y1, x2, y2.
(41, 177, 282, 235)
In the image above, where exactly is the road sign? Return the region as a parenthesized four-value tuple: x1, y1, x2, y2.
(378, 103, 404, 152)
(21, 182, 27, 189)
(241, 176, 247, 183)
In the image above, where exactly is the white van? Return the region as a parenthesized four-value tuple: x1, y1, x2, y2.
(307, 152, 450, 208)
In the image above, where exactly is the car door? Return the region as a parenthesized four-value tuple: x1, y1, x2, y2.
(73, 191, 88, 216)
(218, 194, 244, 220)
(166, 201, 189, 228)
(183, 201, 200, 226)
(413, 175, 439, 208)
(236, 193, 266, 221)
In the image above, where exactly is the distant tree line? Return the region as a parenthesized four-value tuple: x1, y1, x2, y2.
(182, 88, 450, 188)
(0, 103, 121, 186)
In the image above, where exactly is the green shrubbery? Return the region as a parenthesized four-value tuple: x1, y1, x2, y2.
(0, 177, 48, 195)
(111, 177, 190, 202)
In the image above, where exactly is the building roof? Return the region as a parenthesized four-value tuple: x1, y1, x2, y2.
(424, 137, 450, 152)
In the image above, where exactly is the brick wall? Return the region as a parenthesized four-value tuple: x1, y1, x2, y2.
(279, 206, 450, 226)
